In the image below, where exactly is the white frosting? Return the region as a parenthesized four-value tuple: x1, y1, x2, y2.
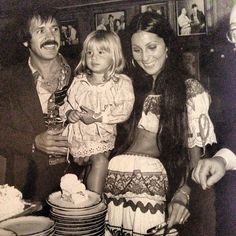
(60, 174, 88, 205)
(0, 184, 24, 221)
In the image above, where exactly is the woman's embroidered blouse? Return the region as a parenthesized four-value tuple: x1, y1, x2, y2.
(137, 78, 217, 148)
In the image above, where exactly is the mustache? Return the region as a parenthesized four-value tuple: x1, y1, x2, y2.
(40, 40, 58, 48)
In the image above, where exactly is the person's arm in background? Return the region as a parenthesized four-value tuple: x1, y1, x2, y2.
(192, 61, 236, 189)
(192, 129, 236, 190)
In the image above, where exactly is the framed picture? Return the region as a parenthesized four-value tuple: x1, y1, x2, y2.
(176, 0, 207, 36)
(60, 20, 79, 46)
(95, 11, 126, 34)
(140, 2, 168, 19)
(182, 51, 200, 80)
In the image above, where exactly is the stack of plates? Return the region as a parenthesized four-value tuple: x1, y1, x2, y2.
(47, 191, 107, 236)
(0, 216, 55, 235)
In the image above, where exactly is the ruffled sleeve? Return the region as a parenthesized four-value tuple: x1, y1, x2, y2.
(101, 74, 135, 124)
(186, 79, 217, 149)
(59, 75, 83, 120)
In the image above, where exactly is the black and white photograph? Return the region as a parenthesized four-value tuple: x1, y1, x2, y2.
(95, 11, 126, 34)
(176, 0, 207, 36)
(0, 1, 235, 236)
(140, 2, 168, 19)
(60, 20, 79, 46)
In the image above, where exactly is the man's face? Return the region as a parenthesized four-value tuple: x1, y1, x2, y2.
(27, 17, 61, 62)
(192, 6, 197, 13)
(109, 16, 113, 23)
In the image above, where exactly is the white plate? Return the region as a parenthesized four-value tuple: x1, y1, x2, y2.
(51, 201, 107, 216)
(55, 219, 105, 231)
(0, 216, 55, 236)
(50, 207, 107, 222)
(47, 191, 101, 209)
(51, 212, 106, 226)
(55, 223, 105, 236)
(55, 216, 105, 228)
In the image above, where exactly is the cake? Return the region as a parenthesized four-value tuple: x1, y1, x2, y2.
(60, 174, 88, 205)
(0, 184, 25, 221)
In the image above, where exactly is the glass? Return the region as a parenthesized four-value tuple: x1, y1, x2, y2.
(47, 109, 65, 131)
(226, 28, 236, 44)
(46, 107, 68, 166)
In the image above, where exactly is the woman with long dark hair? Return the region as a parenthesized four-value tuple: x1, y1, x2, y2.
(104, 12, 216, 235)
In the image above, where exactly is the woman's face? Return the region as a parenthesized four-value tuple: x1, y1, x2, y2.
(131, 31, 167, 78)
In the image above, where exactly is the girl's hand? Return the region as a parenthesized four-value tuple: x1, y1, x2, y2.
(79, 106, 100, 125)
(67, 110, 81, 123)
(167, 190, 190, 228)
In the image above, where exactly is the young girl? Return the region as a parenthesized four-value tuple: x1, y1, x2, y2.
(61, 30, 135, 194)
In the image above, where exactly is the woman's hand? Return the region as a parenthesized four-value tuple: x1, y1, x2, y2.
(167, 189, 190, 228)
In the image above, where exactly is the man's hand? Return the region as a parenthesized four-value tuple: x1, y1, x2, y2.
(192, 157, 226, 190)
(35, 129, 69, 156)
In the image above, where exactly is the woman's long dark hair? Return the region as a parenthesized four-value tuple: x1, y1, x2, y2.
(116, 12, 190, 199)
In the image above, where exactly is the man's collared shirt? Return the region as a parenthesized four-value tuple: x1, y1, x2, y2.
(28, 54, 71, 114)
(213, 148, 236, 170)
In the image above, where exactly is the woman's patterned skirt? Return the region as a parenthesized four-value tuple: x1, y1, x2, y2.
(104, 153, 169, 236)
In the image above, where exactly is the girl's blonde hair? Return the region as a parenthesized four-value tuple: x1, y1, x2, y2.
(75, 30, 125, 81)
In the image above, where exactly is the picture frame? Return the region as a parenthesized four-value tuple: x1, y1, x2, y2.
(176, 0, 207, 36)
(140, 2, 168, 19)
(60, 20, 79, 46)
(182, 50, 200, 80)
(95, 10, 126, 34)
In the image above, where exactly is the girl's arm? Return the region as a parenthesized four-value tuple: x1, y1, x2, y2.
(78, 75, 135, 125)
(99, 75, 135, 124)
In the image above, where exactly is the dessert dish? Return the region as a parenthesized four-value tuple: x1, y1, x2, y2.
(60, 174, 88, 205)
(0, 184, 24, 222)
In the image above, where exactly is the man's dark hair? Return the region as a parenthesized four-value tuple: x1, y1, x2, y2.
(108, 14, 114, 20)
(16, 5, 60, 44)
(192, 3, 197, 8)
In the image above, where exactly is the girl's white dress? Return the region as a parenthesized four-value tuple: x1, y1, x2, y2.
(104, 79, 217, 236)
(60, 73, 134, 158)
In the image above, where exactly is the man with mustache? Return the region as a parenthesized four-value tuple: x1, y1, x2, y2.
(0, 5, 74, 211)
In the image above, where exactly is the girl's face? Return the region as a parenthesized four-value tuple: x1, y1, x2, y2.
(131, 31, 167, 78)
(85, 45, 113, 74)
